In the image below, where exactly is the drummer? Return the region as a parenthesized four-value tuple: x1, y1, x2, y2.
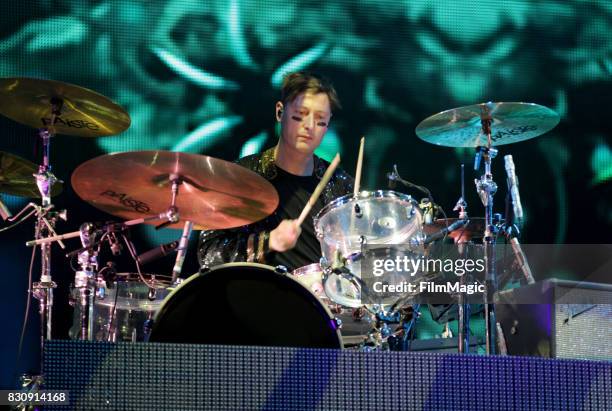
(198, 72, 354, 271)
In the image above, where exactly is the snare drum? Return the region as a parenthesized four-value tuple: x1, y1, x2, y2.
(314, 190, 423, 307)
(70, 273, 170, 342)
(149, 263, 343, 349)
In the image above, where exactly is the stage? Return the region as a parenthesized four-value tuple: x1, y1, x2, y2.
(41, 340, 612, 410)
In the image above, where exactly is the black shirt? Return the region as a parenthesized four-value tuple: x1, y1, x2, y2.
(268, 166, 326, 271)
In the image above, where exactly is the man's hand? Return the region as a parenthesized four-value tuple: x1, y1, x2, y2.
(269, 219, 302, 252)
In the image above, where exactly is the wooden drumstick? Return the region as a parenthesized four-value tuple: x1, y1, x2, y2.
(296, 153, 340, 227)
(353, 136, 365, 198)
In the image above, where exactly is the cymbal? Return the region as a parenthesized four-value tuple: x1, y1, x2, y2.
(0, 151, 62, 197)
(424, 218, 486, 242)
(0, 77, 130, 137)
(415, 102, 559, 147)
(71, 151, 279, 230)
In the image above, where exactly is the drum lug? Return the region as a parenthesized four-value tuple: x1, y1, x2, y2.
(333, 317, 343, 330)
(274, 265, 288, 275)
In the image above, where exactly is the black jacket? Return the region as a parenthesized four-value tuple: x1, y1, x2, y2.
(197, 147, 354, 268)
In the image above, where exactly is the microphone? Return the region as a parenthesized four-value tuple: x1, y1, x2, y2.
(387, 171, 397, 190)
(136, 240, 179, 265)
(504, 155, 524, 225)
(172, 221, 194, 282)
(423, 219, 469, 244)
(79, 222, 94, 248)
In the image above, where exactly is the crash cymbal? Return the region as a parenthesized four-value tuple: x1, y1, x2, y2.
(424, 218, 486, 242)
(0, 77, 130, 137)
(0, 151, 62, 197)
(71, 151, 279, 230)
(415, 102, 559, 147)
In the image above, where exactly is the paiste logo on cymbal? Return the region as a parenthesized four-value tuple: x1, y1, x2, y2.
(41, 116, 100, 130)
(100, 190, 150, 213)
(491, 125, 538, 142)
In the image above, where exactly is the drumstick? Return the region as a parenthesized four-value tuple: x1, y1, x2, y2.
(296, 153, 340, 227)
(353, 136, 365, 198)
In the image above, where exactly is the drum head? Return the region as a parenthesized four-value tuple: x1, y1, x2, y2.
(149, 263, 342, 349)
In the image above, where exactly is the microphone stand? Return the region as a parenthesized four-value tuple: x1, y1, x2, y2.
(501, 185, 535, 285)
(74, 223, 98, 340)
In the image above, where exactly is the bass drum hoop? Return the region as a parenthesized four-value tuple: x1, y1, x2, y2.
(148, 262, 343, 349)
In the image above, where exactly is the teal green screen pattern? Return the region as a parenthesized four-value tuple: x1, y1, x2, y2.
(1, 0, 611, 249)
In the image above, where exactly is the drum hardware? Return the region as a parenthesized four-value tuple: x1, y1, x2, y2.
(62, 149, 281, 342)
(385, 303, 422, 351)
(419, 198, 434, 225)
(387, 164, 446, 221)
(73, 222, 99, 341)
(416, 101, 560, 355)
(474, 143, 500, 355)
(0, 77, 132, 371)
(454, 163, 471, 353)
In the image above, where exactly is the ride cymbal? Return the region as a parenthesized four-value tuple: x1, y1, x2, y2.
(71, 151, 279, 230)
(0, 77, 130, 137)
(416, 102, 559, 147)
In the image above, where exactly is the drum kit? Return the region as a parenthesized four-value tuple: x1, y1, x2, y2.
(0, 78, 560, 356)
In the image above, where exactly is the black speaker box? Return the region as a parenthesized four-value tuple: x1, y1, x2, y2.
(495, 279, 612, 360)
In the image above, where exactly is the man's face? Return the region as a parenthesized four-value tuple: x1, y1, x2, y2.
(278, 92, 332, 155)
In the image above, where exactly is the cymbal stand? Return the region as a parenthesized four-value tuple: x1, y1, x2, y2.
(474, 103, 499, 355)
(158, 174, 192, 284)
(32, 97, 63, 350)
(454, 164, 471, 353)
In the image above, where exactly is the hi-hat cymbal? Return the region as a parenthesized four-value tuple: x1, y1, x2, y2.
(415, 102, 559, 147)
(0, 77, 130, 137)
(0, 151, 62, 197)
(71, 151, 279, 230)
(424, 218, 486, 242)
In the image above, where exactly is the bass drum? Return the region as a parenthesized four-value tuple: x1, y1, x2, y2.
(148, 263, 343, 349)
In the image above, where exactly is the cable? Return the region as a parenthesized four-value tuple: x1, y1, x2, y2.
(13, 244, 37, 387)
(392, 165, 449, 241)
(96, 265, 119, 342)
(0, 209, 36, 233)
(121, 234, 155, 290)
